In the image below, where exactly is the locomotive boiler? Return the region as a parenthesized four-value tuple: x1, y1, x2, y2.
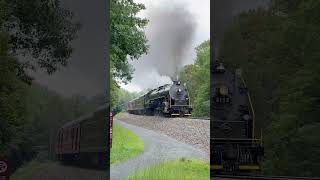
(127, 80, 192, 116)
(211, 62, 264, 173)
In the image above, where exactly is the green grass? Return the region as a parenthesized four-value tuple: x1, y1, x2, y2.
(11, 160, 52, 180)
(127, 158, 210, 180)
(111, 124, 144, 164)
(114, 111, 126, 119)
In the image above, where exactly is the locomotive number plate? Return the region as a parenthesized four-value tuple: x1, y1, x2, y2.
(215, 97, 230, 103)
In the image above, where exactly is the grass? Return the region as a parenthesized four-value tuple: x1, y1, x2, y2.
(11, 160, 52, 180)
(127, 158, 210, 180)
(114, 111, 126, 119)
(111, 124, 144, 164)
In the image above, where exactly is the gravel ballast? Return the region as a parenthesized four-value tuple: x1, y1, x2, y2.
(116, 113, 210, 158)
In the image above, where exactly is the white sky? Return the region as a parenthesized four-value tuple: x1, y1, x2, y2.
(120, 0, 210, 92)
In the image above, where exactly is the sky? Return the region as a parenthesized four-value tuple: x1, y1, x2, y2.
(120, 0, 210, 92)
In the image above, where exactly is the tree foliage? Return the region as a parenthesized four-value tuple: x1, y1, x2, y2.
(180, 40, 210, 117)
(1, 0, 80, 84)
(110, 0, 149, 111)
(110, 0, 149, 84)
(0, 33, 27, 155)
(219, 0, 320, 176)
(0, 0, 79, 172)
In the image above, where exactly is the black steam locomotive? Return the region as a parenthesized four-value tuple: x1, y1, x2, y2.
(127, 80, 192, 116)
(211, 62, 264, 173)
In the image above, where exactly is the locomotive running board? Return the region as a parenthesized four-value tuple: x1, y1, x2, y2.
(171, 113, 180, 116)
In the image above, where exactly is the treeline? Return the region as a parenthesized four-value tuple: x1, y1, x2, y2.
(1, 79, 105, 173)
(220, 0, 320, 176)
(24, 84, 106, 151)
(111, 86, 141, 114)
(180, 40, 210, 117)
(0, 0, 80, 173)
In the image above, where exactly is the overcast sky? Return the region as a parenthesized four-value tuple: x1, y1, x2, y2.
(120, 0, 210, 92)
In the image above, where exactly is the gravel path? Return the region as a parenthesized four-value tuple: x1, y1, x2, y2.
(110, 120, 206, 180)
(117, 113, 210, 156)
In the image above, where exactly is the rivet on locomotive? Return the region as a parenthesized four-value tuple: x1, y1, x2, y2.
(127, 80, 192, 117)
(211, 62, 264, 174)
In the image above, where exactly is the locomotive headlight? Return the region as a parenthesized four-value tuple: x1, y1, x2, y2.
(178, 88, 182, 92)
(219, 86, 228, 95)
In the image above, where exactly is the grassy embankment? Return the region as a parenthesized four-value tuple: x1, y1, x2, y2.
(127, 158, 210, 180)
(114, 111, 126, 119)
(110, 123, 144, 164)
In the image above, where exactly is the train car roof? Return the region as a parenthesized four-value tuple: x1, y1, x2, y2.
(60, 104, 108, 129)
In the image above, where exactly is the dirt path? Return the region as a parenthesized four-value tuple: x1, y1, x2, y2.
(110, 120, 206, 180)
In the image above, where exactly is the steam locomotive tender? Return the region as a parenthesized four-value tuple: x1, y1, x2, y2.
(211, 62, 264, 173)
(55, 105, 111, 169)
(127, 80, 192, 116)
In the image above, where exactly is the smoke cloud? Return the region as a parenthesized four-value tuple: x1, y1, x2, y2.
(145, 6, 196, 79)
(122, 0, 211, 92)
(129, 3, 196, 84)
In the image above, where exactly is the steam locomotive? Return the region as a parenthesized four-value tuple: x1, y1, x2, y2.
(127, 80, 192, 116)
(211, 62, 264, 173)
(55, 105, 111, 169)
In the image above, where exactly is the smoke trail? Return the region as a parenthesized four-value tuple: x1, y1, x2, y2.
(144, 4, 196, 80)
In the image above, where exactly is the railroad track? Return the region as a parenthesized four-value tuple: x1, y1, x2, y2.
(212, 174, 320, 180)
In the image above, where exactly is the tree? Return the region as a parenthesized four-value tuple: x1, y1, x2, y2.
(110, 0, 149, 84)
(180, 40, 210, 117)
(1, 0, 80, 84)
(110, 0, 149, 110)
(0, 33, 27, 155)
(0, 0, 79, 172)
(219, 0, 320, 176)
